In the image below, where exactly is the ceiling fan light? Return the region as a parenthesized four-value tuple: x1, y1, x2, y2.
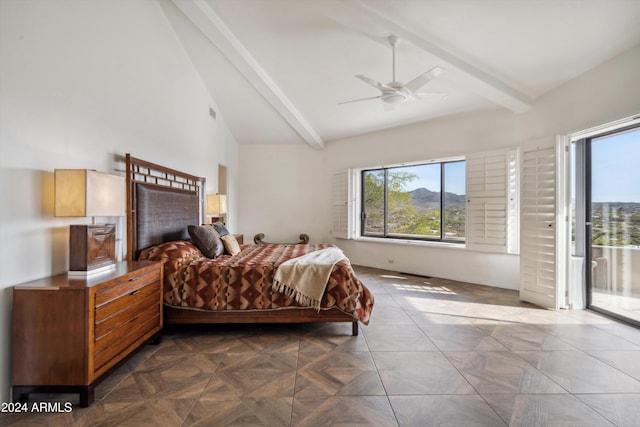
(383, 94, 405, 104)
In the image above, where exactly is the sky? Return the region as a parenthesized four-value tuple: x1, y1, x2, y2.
(591, 127, 640, 203)
(392, 161, 466, 195)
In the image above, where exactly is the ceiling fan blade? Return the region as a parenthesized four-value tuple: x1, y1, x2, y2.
(415, 91, 449, 100)
(338, 95, 382, 105)
(405, 66, 445, 93)
(354, 74, 393, 91)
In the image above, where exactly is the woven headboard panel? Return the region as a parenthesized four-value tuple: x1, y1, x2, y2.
(135, 183, 199, 254)
(126, 154, 205, 260)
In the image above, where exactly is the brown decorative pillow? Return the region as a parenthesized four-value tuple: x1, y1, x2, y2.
(221, 234, 241, 256)
(212, 222, 230, 237)
(187, 225, 224, 258)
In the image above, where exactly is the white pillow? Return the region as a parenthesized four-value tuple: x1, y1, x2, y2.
(221, 234, 241, 256)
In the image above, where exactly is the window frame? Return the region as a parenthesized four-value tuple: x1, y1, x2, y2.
(359, 158, 466, 244)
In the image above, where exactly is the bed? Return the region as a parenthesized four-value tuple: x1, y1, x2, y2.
(125, 154, 373, 335)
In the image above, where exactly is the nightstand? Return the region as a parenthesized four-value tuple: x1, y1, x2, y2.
(233, 234, 244, 244)
(11, 261, 163, 407)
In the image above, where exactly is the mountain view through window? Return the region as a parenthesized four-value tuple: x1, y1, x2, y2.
(362, 160, 465, 242)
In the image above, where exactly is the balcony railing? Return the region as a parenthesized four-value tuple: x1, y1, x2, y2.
(591, 245, 640, 296)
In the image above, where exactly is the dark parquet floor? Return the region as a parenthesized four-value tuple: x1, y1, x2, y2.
(3, 266, 640, 426)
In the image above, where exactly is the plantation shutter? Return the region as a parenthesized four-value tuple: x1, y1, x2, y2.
(465, 149, 510, 252)
(507, 148, 520, 254)
(519, 145, 558, 309)
(332, 171, 352, 239)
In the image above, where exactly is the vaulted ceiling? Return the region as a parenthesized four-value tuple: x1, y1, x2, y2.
(159, 0, 640, 149)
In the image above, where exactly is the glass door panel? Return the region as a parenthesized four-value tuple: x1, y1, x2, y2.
(588, 126, 640, 323)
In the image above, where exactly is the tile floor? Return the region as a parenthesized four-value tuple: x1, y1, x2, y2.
(3, 266, 640, 426)
(592, 290, 640, 324)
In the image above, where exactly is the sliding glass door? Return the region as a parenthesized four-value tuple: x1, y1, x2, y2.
(581, 124, 640, 324)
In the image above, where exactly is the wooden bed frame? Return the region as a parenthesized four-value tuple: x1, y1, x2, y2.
(125, 154, 359, 335)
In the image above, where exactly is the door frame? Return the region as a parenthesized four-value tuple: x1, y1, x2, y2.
(571, 117, 640, 325)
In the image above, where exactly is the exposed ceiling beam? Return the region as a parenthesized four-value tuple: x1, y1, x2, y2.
(326, 0, 534, 113)
(171, 0, 325, 149)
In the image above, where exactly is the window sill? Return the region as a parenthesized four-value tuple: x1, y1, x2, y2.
(353, 236, 466, 249)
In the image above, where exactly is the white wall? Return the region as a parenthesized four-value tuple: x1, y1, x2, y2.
(239, 143, 329, 244)
(239, 45, 640, 288)
(0, 0, 239, 402)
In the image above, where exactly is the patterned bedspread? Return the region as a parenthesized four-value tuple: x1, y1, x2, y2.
(139, 241, 374, 324)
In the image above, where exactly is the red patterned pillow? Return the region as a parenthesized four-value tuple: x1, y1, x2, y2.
(139, 240, 204, 284)
(139, 240, 203, 263)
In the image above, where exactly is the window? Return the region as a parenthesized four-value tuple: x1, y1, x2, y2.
(361, 160, 466, 242)
(332, 148, 518, 252)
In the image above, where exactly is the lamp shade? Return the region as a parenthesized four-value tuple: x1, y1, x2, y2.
(54, 169, 125, 217)
(206, 194, 228, 216)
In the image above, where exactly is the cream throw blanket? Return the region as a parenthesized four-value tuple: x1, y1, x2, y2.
(273, 247, 346, 310)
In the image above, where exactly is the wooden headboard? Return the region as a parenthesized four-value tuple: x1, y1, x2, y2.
(125, 154, 206, 260)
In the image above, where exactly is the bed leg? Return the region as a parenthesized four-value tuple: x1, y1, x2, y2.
(352, 322, 358, 336)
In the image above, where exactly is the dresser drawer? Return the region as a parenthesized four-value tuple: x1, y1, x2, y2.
(93, 270, 162, 373)
(93, 303, 160, 371)
(95, 279, 159, 325)
(94, 268, 158, 307)
(94, 284, 159, 336)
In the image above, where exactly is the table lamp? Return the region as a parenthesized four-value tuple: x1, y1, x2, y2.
(206, 194, 227, 224)
(54, 169, 125, 275)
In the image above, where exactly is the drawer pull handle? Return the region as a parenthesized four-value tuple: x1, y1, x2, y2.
(130, 290, 140, 296)
(128, 276, 140, 282)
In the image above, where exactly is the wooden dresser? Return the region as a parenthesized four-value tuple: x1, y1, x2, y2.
(11, 261, 162, 407)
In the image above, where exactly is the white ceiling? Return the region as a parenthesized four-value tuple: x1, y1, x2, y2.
(159, 0, 640, 149)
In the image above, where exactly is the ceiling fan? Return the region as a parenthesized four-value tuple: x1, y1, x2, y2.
(340, 35, 446, 110)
